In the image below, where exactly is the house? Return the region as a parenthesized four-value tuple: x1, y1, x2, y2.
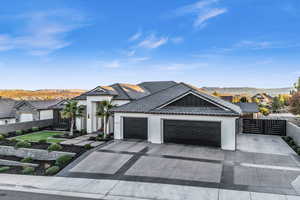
(74, 81, 245, 150)
(252, 93, 273, 105)
(14, 100, 61, 122)
(234, 102, 259, 119)
(0, 98, 17, 125)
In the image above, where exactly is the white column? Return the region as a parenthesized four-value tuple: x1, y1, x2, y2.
(86, 100, 93, 133)
(114, 114, 122, 139)
(148, 115, 162, 144)
(221, 118, 236, 151)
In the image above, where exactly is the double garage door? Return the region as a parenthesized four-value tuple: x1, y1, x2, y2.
(123, 117, 221, 147)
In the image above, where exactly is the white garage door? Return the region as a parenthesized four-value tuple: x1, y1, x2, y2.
(20, 113, 33, 122)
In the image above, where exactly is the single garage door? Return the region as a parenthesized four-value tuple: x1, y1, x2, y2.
(163, 120, 221, 147)
(19, 113, 34, 122)
(123, 117, 148, 140)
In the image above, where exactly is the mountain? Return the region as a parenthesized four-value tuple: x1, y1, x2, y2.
(202, 87, 293, 96)
(0, 89, 86, 100)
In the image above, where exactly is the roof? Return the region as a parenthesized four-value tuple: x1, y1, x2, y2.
(0, 98, 17, 119)
(15, 100, 61, 110)
(235, 102, 259, 114)
(138, 81, 177, 94)
(111, 82, 242, 116)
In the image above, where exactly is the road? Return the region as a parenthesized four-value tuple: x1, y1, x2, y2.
(0, 190, 101, 200)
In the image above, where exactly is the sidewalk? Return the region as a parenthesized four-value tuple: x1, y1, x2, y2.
(0, 174, 299, 200)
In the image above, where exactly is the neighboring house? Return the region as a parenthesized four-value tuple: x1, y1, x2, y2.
(219, 94, 234, 102)
(14, 100, 61, 122)
(252, 93, 273, 105)
(235, 102, 260, 119)
(74, 81, 246, 150)
(0, 98, 17, 125)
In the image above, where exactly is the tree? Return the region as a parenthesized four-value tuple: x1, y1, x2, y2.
(259, 107, 270, 116)
(212, 91, 219, 96)
(61, 101, 84, 136)
(239, 96, 249, 103)
(289, 92, 300, 116)
(96, 100, 116, 137)
(271, 96, 283, 113)
(294, 77, 300, 92)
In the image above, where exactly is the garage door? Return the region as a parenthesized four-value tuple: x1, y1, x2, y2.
(123, 117, 148, 140)
(20, 113, 34, 122)
(163, 120, 221, 147)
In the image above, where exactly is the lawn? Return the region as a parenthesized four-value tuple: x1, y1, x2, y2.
(12, 131, 65, 143)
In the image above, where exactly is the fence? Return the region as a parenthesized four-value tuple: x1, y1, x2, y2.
(242, 119, 286, 136)
(0, 119, 53, 134)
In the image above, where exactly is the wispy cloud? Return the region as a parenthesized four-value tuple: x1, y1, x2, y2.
(175, 0, 227, 28)
(101, 60, 121, 68)
(138, 34, 168, 49)
(0, 9, 88, 56)
(234, 40, 273, 49)
(171, 37, 184, 44)
(129, 31, 142, 41)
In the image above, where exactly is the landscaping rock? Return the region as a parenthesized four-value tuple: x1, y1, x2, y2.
(0, 146, 75, 161)
(0, 159, 38, 167)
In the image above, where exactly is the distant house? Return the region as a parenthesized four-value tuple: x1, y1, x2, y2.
(0, 98, 17, 125)
(14, 100, 61, 122)
(219, 95, 234, 102)
(252, 93, 273, 105)
(235, 102, 260, 119)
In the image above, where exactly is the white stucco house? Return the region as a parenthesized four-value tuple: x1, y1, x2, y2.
(0, 98, 17, 125)
(73, 81, 253, 151)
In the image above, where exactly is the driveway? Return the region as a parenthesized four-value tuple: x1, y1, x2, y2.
(59, 134, 300, 196)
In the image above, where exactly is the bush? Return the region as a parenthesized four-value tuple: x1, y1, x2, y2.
(0, 134, 4, 141)
(21, 157, 33, 163)
(45, 166, 60, 175)
(80, 129, 87, 135)
(282, 136, 293, 142)
(38, 139, 47, 144)
(15, 130, 23, 135)
(22, 166, 35, 174)
(297, 148, 300, 155)
(55, 155, 73, 168)
(10, 138, 17, 143)
(15, 140, 31, 148)
(291, 145, 298, 151)
(32, 127, 39, 132)
(84, 144, 92, 149)
(288, 140, 296, 146)
(0, 166, 10, 173)
(47, 143, 63, 152)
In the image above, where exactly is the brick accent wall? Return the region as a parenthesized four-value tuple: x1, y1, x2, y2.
(0, 119, 53, 134)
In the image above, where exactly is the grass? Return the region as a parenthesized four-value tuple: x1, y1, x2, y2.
(12, 131, 65, 144)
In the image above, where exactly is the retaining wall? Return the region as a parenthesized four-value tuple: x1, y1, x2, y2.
(287, 122, 300, 145)
(0, 119, 53, 134)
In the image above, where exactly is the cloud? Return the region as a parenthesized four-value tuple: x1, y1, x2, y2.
(234, 40, 272, 49)
(0, 9, 87, 56)
(129, 31, 142, 41)
(171, 37, 184, 44)
(128, 57, 150, 63)
(102, 60, 121, 68)
(175, 0, 227, 28)
(138, 34, 168, 49)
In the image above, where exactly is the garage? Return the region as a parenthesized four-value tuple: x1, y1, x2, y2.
(123, 117, 148, 140)
(163, 120, 221, 147)
(19, 113, 34, 122)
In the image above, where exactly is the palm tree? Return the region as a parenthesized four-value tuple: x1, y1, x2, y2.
(61, 100, 84, 136)
(96, 100, 115, 138)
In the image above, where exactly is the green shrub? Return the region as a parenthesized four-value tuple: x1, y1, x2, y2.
(80, 129, 87, 135)
(47, 143, 63, 152)
(291, 145, 298, 151)
(55, 155, 73, 168)
(84, 144, 92, 149)
(32, 127, 39, 132)
(0, 166, 10, 173)
(288, 140, 296, 146)
(21, 157, 33, 163)
(38, 139, 47, 144)
(0, 134, 4, 141)
(10, 138, 17, 143)
(45, 166, 60, 175)
(15, 130, 23, 135)
(15, 140, 31, 148)
(282, 136, 293, 142)
(22, 166, 35, 174)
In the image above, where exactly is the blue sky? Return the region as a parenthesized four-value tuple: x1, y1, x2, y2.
(0, 0, 300, 89)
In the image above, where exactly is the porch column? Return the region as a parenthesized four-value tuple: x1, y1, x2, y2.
(86, 100, 93, 133)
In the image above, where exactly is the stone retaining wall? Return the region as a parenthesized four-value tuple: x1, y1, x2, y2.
(0, 146, 75, 160)
(287, 122, 300, 146)
(0, 119, 53, 134)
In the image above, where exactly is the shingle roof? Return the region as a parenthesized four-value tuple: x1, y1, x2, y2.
(235, 102, 259, 114)
(111, 82, 242, 116)
(15, 100, 61, 110)
(0, 99, 17, 119)
(138, 81, 177, 94)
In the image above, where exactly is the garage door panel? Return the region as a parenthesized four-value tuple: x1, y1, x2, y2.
(163, 120, 221, 147)
(123, 117, 147, 140)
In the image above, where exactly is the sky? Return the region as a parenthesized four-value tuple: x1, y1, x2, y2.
(0, 0, 300, 90)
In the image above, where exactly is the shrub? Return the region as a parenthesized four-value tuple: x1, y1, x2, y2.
(47, 143, 63, 152)
(291, 145, 298, 151)
(32, 127, 39, 132)
(80, 129, 87, 135)
(21, 157, 33, 163)
(10, 138, 17, 143)
(84, 144, 92, 149)
(38, 139, 47, 144)
(22, 166, 35, 175)
(288, 140, 296, 146)
(0, 166, 10, 173)
(1, 133, 8, 137)
(0, 134, 4, 141)
(282, 136, 293, 142)
(15, 130, 23, 135)
(55, 155, 73, 168)
(45, 166, 60, 175)
(15, 140, 31, 148)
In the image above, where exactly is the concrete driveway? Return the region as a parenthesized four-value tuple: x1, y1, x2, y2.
(59, 134, 300, 196)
